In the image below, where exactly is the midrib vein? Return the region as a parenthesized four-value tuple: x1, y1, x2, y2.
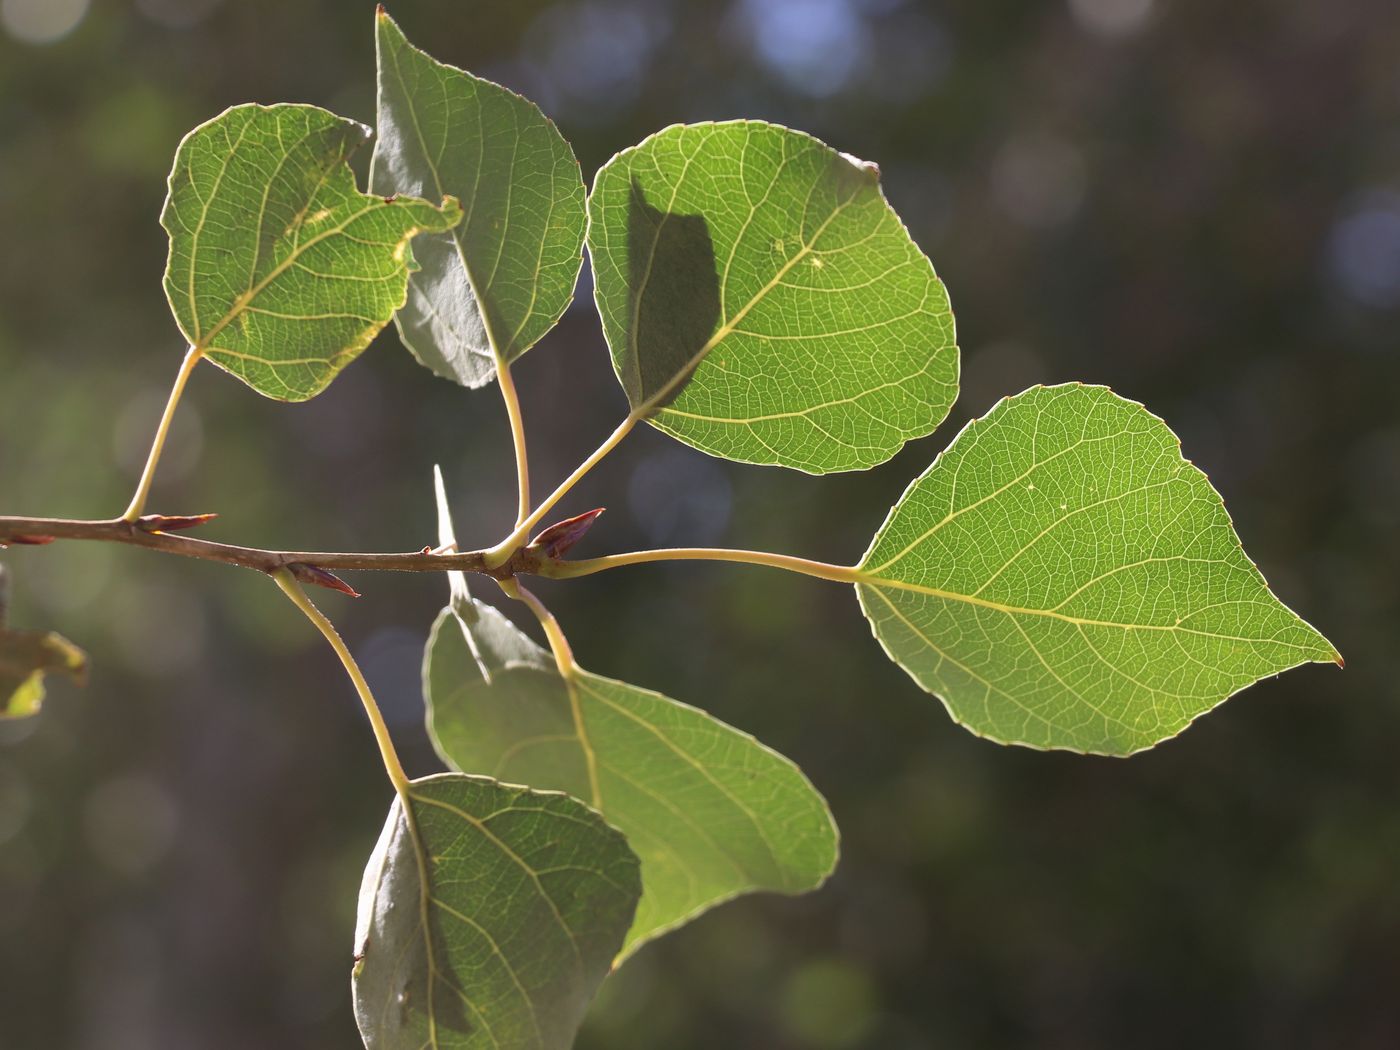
(633, 176, 859, 418)
(858, 573, 1319, 650)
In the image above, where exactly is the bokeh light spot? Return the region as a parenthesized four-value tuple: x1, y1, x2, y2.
(738, 0, 871, 97)
(1, 0, 89, 45)
(1327, 192, 1400, 310)
(780, 957, 879, 1048)
(990, 132, 1086, 229)
(1068, 0, 1154, 38)
(83, 775, 180, 877)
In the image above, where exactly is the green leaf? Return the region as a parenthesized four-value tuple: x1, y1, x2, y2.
(162, 102, 462, 401)
(371, 10, 587, 387)
(856, 384, 1340, 755)
(587, 120, 958, 473)
(353, 774, 641, 1050)
(0, 565, 87, 719)
(424, 596, 839, 959)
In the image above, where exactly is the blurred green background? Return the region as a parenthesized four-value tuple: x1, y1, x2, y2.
(2, 0, 1397, 1047)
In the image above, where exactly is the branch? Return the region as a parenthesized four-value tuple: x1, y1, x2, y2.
(0, 514, 531, 595)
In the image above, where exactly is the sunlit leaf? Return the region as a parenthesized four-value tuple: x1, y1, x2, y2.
(0, 564, 86, 719)
(372, 10, 587, 386)
(163, 102, 461, 400)
(353, 774, 640, 1050)
(425, 595, 838, 958)
(856, 384, 1340, 755)
(588, 120, 958, 473)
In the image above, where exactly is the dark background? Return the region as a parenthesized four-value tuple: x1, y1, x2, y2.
(2, 1, 1398, 1047)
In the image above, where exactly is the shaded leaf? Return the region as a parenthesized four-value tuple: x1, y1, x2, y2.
(372, 10, 587, 386)
(425, 596, 838, 958)
(856, 384, 1340, 755)
(354, 774, 640, 1050)
(588, 120, 958, 473)
(163, 102, 461, 400)
(0, 565, 87, 719)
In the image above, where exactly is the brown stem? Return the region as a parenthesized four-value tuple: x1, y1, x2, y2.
(0, 514, 531, 591)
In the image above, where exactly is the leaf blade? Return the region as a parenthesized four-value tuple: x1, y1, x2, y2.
(371, 10, 587, 386)
(587, 120, 958, 473)
(162, 103, 461, 401)
(425, 598, 838, 958)
(353, 774, 641, 1050)
(857, 384, 1339, 755)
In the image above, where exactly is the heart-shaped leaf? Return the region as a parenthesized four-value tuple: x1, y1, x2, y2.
(856, 384, 1340, 755)
(372, 10, 587, 386)
(163, 103, 461, 400)
(353, 774, 641, 1050)
(588, 120, 958, 473)
(425, 596, 838, 958)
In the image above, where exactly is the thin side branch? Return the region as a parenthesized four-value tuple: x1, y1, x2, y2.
(122, 346, 203, 522)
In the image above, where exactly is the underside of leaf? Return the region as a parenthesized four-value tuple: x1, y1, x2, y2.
(372, 10, 587, 387)
(424, 596, 838, 959)
(353, 774, 640, 1050)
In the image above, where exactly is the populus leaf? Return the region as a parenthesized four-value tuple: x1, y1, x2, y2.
(371, 10, 587, 387)
(353, 774, 641, 1050)
(855, 384, 1340, 755)
(425, 597, 838, 959)
(162, 103, 462, 400)
(426, 470, 836, 957)
(588, 120, 958, 473)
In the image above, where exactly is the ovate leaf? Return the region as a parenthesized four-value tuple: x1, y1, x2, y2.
(354, 774, 640, 1050)
(588, 120, 958, 473)
(0, 565, 87, 719)
(856, 384, 1340, 755)
(163, 103, 462, 400)
(425, 597, 838, 958)
(372, 10, 587, 386)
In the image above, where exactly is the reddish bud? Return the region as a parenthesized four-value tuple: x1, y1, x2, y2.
(137, 513, 218, 533)
(529, 508, 605, 560)
(7, 535, 54, 545)
(288, 564, 361, 598)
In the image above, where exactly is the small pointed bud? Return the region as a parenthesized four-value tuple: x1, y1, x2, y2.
(7, 535, 55, 545)
(288, 564, 361, 598)
(529, 508, 605, 560)
(137, 513, 218, 533)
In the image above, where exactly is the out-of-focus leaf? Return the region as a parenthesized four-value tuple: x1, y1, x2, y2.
(0, 565, 87, 719)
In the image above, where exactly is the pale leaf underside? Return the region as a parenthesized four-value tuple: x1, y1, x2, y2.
(372, 11, 586, 387)
(353, 774, 640, 1050)
(425, 596, 838, 959)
